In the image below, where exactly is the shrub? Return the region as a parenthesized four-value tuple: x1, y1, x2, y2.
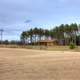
(69, 42, 76, 49)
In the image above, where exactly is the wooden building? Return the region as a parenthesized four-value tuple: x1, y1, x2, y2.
(38, 39, 58, 46)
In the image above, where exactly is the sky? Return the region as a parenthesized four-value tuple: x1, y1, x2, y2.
(0, 0, 80, 40)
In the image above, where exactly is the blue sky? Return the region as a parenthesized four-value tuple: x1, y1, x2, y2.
(0, 0, 80, 40)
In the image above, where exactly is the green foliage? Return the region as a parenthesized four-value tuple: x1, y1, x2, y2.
(20, 23, 79, 45)
(69, 42, 76, 49)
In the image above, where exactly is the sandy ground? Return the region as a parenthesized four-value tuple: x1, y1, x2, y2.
(0, 48, 80, 80)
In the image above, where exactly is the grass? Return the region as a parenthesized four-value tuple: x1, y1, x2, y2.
(0, 48, 80, 80)
(47, 46, 80, 52)
(0, 44, 80, 52)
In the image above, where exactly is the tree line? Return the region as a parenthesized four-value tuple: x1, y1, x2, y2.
(21, 23, 80, 45)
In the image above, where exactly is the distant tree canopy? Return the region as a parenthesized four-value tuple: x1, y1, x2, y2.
(21, 23, 80, 45)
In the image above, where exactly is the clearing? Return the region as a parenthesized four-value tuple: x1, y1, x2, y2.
(0, 48, 80, 80)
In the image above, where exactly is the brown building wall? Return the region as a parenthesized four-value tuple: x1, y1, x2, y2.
(39, 41, 58, 46)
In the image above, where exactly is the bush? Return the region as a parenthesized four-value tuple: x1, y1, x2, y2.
(69, 42, 76, 49)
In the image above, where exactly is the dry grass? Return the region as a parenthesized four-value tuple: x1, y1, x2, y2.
(0, 45, 80, 52)
(47, 46, 80, 52)
(0, 48, 80, 80)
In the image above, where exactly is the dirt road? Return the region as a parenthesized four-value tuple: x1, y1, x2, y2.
(0, 48, 80, 80)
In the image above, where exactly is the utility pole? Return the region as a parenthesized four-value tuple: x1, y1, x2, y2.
(0, 29, 4, 44)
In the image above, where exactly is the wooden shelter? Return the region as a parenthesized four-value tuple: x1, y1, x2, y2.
(38, 39, 58, 46)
